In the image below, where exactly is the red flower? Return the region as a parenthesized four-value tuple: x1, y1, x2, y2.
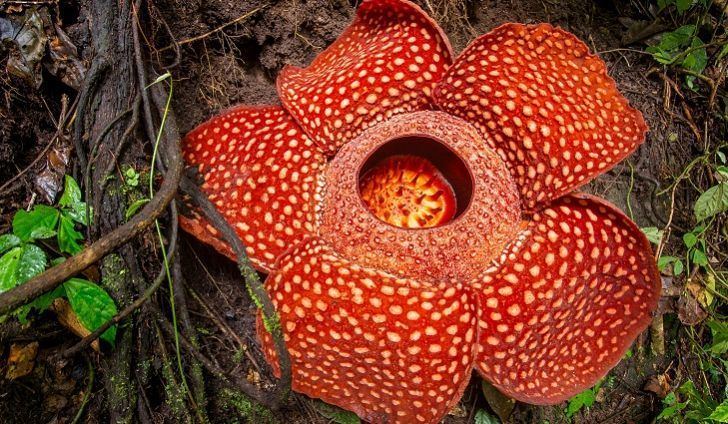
(180, 0, 660, 422)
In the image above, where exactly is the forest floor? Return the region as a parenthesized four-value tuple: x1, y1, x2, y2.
(0, 0, 726, 423)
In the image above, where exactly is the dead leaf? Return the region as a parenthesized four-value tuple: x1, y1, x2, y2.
(246, 368, 260, 385)
(1, 9, 48, 88)
(52, 298, 100, 352)
(5, 341, 39, 380)
(482, 380, 516, 422)
(45, 24, 86, 89)
(677, 291, 707, 326)
(643, 374, 671, 399)
(447, 402, 467, 418)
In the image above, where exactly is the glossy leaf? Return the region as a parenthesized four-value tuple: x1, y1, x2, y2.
(0, 234, 21, 255)
(12, 205, 59, 241)
(0, 247, 22, 292)
(63, 278, 118, 345)
(16, 244, 47, 282)
(58, 215, 83, 254)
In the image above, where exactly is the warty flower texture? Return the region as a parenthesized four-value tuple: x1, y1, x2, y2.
(180, 1, 661, 422)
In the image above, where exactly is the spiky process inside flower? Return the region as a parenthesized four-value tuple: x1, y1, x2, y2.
(180, 0, 659, 423)
(359, 155, 457, 229)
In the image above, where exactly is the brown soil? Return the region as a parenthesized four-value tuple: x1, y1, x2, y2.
(0, 0, 709, 423)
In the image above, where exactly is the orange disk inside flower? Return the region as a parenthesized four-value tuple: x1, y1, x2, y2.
(359, 155, 457, 229)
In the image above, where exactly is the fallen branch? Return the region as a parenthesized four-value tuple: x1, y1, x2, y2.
(180, 176, 292, 407)
(0, 118, 183, 316)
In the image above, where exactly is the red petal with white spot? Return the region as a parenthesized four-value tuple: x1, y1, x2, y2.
(180, 106, 326, 271)
(277, 0, 453, 155)
(257, 237, 477, 423)
(472, 194, 659, 404)
(434, 24, 648, 210)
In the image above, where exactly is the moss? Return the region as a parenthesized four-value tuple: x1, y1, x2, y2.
(161, 360, 190, 422)
(107, 373, 132, 421)
(100, 254, 129, 300)
(220, 388, 275, 423)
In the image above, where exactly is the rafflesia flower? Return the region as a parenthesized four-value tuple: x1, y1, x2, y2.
(180, 0, 660, 422)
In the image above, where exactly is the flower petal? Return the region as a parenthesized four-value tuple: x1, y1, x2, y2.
(257, 237, 477, 423)
(473, 194, 659, 404)
(277, 0, 453, 155)
(180, 106, 326, 271)
(434, 24, 647, 210)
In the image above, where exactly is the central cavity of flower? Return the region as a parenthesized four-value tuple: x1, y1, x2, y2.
(357, 136, 472, 229)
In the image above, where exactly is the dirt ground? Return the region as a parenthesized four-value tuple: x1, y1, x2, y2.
(0, 0, 716, 422)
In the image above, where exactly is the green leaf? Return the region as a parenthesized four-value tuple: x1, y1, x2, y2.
(707, 321, 728, 356)
(16, 244, 46, 282)
(57, 215, 84, 255)
(694, 183, 728, 221)
(642, 227, 664, 245)
(673, 259, 684, 275)
(658, 255, 678, 271)
(691, 248, 708, 266)
(683, 232, 698, 248)
(58, 175, 82, 208)
(708, 399, 728, 422)
(682, 38, 707, 74)
(0, 247, 22, 292)
(12, 205, 60, 241)
(314, 401, 361, 424)
(125, 198, 149, 220)
(567, 388, 596, 418)
(63, 278, 118, 345)
(676, 0, 693, 13)
(474, 409, 500, 424)
(59, 176, 91, 225)
(0, 234, 21, 255)
(657, 401, 687, 419)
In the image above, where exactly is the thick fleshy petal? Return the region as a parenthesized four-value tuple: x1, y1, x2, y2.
(180, 106, 326, 271)
(277, 0, 453, 155)
(473, 194, 659, 404)
(257, 237, 477, 423)
(434, 24, 648, 210)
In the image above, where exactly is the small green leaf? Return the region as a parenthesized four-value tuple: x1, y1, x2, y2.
(314, 401, 361, 424)
(12, 205, 60, 241)
(0, 234, 21, 254)
(58, 215, 84, 255)
(673, 259, 684, 275)
(63, 278, 118, 345)
(691, 249, 708, 266)
(707, 321, 728, 356)
(0, 247, 22, 292)
(694, 183, 728, 221)
(682, 38, 707, 74)
(567, 387, 596, 418)
(708, 399, 728, 422)
(675, 0, 693, 13)
(474, 409, 500, 424)
(125, 198, 149, 220)
(683, 232, 698, 248)
(59, 176, 91, 225)
(642, 227, 663, 245)
(16, 244, 47, 282)
(657, 401, 687, 419)
(58, 175, 82, 208)
(658, 255, 677, 271)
